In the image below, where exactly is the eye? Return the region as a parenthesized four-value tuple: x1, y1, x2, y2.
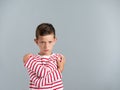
(40, 41, 45, 44)
(49, 41, 52, 43)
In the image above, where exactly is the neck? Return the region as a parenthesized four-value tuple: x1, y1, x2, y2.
(38, 52, 53, 56)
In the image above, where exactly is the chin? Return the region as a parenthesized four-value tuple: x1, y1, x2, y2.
(45, 52, 52, 55)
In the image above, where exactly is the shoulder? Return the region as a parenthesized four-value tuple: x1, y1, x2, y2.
(23, 53, 33, 64)
(55, 53, 65, 60)
(55, 53, 64, 57)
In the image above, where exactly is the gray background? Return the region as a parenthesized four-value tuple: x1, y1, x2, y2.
(0, 0, 120, 90)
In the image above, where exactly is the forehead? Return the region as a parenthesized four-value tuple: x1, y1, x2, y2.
(38, 34, 55, 41)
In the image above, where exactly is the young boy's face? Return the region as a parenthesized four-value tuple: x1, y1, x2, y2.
(35, 34, 56, 56)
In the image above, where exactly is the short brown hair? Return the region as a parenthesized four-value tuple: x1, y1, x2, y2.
(35, 23, 56, 39)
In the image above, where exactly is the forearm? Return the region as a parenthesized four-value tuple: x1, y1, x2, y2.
(29, 68, 62, 88)
(58, 66, 64, 73)
(24, 56, 49, 77)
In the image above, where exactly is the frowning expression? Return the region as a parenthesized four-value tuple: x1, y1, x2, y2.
(35, 34, 57, 55)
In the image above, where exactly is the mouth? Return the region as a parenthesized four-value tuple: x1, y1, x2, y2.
(44, 50, 49, 52)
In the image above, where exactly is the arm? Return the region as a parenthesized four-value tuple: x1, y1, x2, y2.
(23, 54, 64, 87)
(23, 54, 49, 78)
(29, 68, 62, 88)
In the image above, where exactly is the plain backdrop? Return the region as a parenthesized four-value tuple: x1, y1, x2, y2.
(0, 0, 120, 90)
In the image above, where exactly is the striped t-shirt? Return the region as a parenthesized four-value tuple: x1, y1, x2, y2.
(24, 53, 64, 90)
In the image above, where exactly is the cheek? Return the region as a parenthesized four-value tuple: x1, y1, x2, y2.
(51, 43, 55, 47)
(40, 44, 44, 47)
(39, 46, 44, 50)
(38, 44, 43, 48)
(52, 41, 56, 45)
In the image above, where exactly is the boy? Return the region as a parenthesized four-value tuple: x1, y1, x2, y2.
(23, 23, 65, 90)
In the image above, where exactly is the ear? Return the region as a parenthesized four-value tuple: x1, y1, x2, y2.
(34, 39, 38, 45)
(54, 37, 57, 44)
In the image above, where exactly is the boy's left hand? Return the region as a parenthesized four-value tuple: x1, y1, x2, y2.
(57, 55, 66, 72)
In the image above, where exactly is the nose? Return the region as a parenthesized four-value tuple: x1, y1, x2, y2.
(44, 43, 49, 49)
